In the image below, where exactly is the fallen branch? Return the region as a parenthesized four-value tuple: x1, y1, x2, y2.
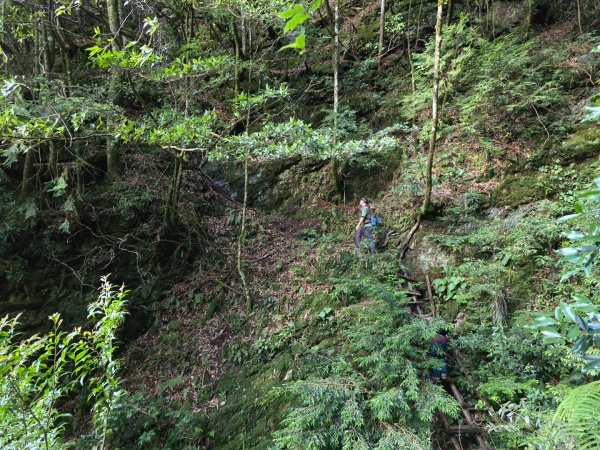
(400, 219, 421, 259)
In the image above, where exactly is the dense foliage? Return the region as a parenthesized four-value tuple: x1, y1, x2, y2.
(0, 0, 599, 448)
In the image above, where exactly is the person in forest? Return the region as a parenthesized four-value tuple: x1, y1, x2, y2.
(430, 329, 449, 382)
(355, 197, 376, 254)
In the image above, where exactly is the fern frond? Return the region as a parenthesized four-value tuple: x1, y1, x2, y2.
(553, 381, 600, 450)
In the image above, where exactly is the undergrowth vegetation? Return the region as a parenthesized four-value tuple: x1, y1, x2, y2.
(0, 0, 599, 448)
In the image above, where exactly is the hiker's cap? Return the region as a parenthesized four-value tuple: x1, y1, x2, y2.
(360, 197, 369, 203)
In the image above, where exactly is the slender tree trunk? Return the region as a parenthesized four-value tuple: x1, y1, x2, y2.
(34, 20, 41, 76)
(414, 0, 424, 49)
(237, 25, 252, 310)
(576, 0, 583, 34)
(41, 22, 55, 73)
(406, 0, 416, 93)
(106, 0, 123, 181)
(238, 153, 251, 310)
(445, 0, 453, 26)
(421, 0, 444, 216)
(21, 149, 35, 198)
(331, 0, 344, 197)
(233, 21, 239, 95)
(164, 153, 183, 227)
(377, 0, 385, 71)
(333, 0, 339, 148)
(117, 0, 127, 46)
(53, 25, 73, 95)
(48, 141, 58, 179)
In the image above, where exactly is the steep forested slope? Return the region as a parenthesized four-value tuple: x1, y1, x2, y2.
(0, 0, 599, 448)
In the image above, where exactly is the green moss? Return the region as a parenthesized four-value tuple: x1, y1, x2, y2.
(560, 123, 600, 162)
(491, 172, 549, 207)
(206, 352, 294, 449)
(301, 290, 341, 314)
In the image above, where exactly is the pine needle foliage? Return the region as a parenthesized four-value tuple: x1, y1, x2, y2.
(268, 289, 459, 449)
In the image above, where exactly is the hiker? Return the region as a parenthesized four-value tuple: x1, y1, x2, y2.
(355, 197, 376, 254)
(430, 329, 449, 381)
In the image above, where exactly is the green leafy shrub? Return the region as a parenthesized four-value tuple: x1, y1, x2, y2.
(0, 276, 127, 450)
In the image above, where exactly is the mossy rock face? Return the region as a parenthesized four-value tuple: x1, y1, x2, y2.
(488, 1, 530, 32)
(205, 352, 294, 449)
(209, 156, 328, 210)
(404, 223, 456, 281)
(491, 172, 549, 207)
(510, 124, 600, 174)
(559, 123, 600, 162)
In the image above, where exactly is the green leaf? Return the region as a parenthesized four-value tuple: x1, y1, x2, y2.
(541, 329, 562, 338)
(572, 335, 592, 354)
(575, 315, 588, 331)
(567, 326, 580, 340)
(566, 231, 585, 240)
(530, 317, 557, 328)
(280, 34, 306, 52)
(311, 0, 323, 11)
(279, 4, 305, 19)
(284, 12, 311, 33)
(572, 294, 591, 304)
(562, 303, 577, 323)
(583, 358, 600, 372)
(558, 214, 581, 222)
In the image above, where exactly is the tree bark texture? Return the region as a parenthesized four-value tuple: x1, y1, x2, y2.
(377, 0, 385, 71)
(106, 0, 123, 181)
(421, 0, 444, 216)
(331, 0, 345, 197)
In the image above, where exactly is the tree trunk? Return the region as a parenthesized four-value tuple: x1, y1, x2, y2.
(406, 0, 416, 93)
(164, 153, 183, 227)
(377, 0, 385, 71)
(237, 153, 252, 310)
(576, 0, 583, 34)
(21, 148, 35, 199)
(331, 0, 345, 197)
(48, 141, 58, 179)
(414, 0, 424, 49)
(106, 0, 123, 181)
(445, 0, 453, 26)
(421, 0, 444, 216)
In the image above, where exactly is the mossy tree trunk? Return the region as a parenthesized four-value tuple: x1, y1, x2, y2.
(421, 0, 444, 216)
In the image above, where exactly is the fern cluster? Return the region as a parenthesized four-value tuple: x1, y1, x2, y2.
(268, 287, 459, 449)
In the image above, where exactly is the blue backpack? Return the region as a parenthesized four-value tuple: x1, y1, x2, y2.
(370, 212, 383, 227)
